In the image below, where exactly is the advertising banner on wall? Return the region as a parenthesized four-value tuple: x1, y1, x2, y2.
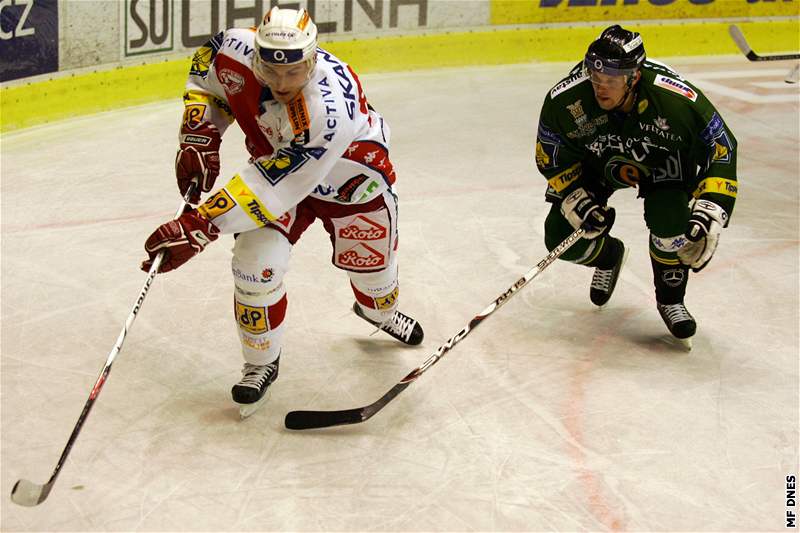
(491, 0, 800, 25)
(0, 0, 58, 82)
(125, 0, 174, 57)
(122, 0, 488, 58)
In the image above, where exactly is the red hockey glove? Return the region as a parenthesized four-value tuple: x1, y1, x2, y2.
(176, 122, 221, 204)
(141, 208, 220, 273)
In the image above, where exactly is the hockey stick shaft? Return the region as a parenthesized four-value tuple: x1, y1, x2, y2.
(10, 186, 195, 507)
(729, 25, 800, 61)
(284, 226, 586, 430)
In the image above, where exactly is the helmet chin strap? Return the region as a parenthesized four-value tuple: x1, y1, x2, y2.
(610, 73, 637, 113)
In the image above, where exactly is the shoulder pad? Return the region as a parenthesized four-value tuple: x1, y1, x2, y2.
(643, 59, 682, 79)
(218, 28, 257, 63)
(550, 71, 589, 99)
(652, 74, 698, 102)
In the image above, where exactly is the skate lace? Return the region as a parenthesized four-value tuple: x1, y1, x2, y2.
(239, 363, 276, 390)
(381, 312, 416, 341)
(659, 303, 692, 324)
(591, 267, 614, 292)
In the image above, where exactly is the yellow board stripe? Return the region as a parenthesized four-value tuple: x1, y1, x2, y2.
(225, 174, 276, 227)
(693, 177, 738, 199)
(2, 20, 797, 133)
(490, 0, 798, 24)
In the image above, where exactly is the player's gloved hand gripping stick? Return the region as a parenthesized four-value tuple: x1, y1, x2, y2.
(10, 184, 197, 507)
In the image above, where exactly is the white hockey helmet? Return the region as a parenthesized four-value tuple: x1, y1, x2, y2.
(254, 6, 318, 66)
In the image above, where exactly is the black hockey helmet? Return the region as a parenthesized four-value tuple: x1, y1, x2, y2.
(584, 25, 646, 78)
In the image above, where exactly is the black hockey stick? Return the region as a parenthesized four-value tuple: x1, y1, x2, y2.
(284, 226, 586, 430)
(729, 25, 800, 62)
(10, 185, 196, 507)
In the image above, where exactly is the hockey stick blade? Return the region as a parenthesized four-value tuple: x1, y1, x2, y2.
(10, 185, 196, 506)
(284, 227, 586, 431)
(10, 479, 51, 507)
(729, 25, 800, 62)
(285, 407, 365, 430)
(285, 382, 410, 430)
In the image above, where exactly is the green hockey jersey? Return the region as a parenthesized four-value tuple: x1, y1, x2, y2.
(536, 60, 738, 217)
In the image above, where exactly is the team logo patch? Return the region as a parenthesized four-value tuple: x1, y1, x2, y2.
(287, 94, 311, 135)
(654, 117, 670, 131)
(235, 301, 268, 334)
(255, 146, 327, 185)
(189, 32, 223, 78)
(375, 286, 399, 310)
(537, 123, 563, 146)
(226, 174, 275, 226)
(218, 68, 245, 95)
(550, 72, 588, 98)
(242, 335, 270, 351)
(198, 188, 235, 220)
(701, 113, 733, 164)
(712, 141, 730, 162)
(566, 100, 587, 123)
(335, 174, 370, 202)
(182, 104, 206, 130)
(700, 113, 724, 143)
(662, 269, 685, 288)
(547, 162, 582, 193)
(273, 212, 292, 229)
(693, 177, 738, 198)
(605, 156, 650, 189)
(182, 134, 213, 146)
(332, 208, 392, 271)
(654, 75, 697, 102)
(338, 242, 385, 269)
(342, 141, 396, 184)
(339, 215, 387, 241)
(651, 234, 688, 252)
(536, 140, 559, 170)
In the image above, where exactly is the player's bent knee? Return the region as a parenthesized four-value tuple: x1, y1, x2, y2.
(230, 229, 291, 363)
(231, 228, 290, 296)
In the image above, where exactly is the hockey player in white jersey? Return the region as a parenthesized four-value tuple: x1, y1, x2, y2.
(141, 7, 424, 417)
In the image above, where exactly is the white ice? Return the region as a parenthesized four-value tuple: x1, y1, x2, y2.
(2, 57, 798, 531)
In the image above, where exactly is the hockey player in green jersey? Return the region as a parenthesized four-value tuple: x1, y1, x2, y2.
(535, 25, 737, 347)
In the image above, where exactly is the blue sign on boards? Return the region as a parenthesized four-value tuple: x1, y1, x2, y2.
(0, 0, 58, 82)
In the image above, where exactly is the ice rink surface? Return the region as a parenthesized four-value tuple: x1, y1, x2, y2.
(1, 57, 798, 531)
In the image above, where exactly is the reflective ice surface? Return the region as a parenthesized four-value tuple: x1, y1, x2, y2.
(2, 58, 798, 531)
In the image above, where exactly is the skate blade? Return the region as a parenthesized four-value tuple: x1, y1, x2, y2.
(660, 335, 693, 351)
(237, 391, 271, 420)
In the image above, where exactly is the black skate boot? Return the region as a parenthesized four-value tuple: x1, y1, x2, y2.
(232, 356, 279, 418)
(657, 302, 696, 340)
(651, 259, 694, 349)
(353, 302, 424, 345)
(589, 237, 628, 307)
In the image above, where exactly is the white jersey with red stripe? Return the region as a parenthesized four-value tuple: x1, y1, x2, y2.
(184, 28, 396, 234)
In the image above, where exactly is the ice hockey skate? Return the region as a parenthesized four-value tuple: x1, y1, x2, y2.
(590, 240, 628, 307)
(352, 302, 424, 345)
(232, 357, 280, 419)
(657, 302, 696, 350)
